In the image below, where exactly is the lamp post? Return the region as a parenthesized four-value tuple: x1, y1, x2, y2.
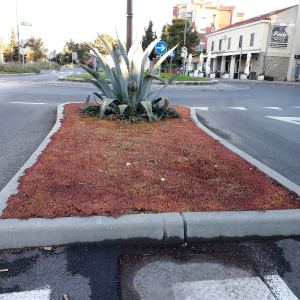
(16, 0, 21, 63)
(126, 0, 133, 53)
(182, 2, 189, 76)
(10, 48, 13, 62)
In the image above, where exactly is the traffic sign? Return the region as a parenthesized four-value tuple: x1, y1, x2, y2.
(20, 19, 32, 26)
(155, 41, 167, 55)
(181, 46, 188, 53)
(169, 51, 175, 57)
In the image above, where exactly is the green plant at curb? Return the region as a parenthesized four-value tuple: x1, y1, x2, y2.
(77, 34, 182, 122)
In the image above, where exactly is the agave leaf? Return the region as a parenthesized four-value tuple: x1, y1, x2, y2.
(150, 44, 178, 75)
(140, 101, 158, 122)
(78, 62, 116, 99)
(86, 51, 122, 98)
(85, 92, 103, 108)
(145, 90, 157, 100)
(118, 104, 129, 116)
(151, 71, 183, 103)
(83, 78, 107, 96)
(144, 37, 161, 57)
(96, 33, 114, 57)
(112, 44, 130, 104)
(137, 75, 154, 106)
(99, 98, 121, 120)
(151, 75, 165, 82)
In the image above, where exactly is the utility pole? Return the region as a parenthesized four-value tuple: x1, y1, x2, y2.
(126, 0, 133, 53)
(183, 1, 188, 76)
(16, 0, 21, 63)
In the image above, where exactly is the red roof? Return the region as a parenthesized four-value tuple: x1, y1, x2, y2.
(216, 5, 298, 32)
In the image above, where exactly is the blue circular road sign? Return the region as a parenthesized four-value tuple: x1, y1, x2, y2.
(155, 41, 167, 55)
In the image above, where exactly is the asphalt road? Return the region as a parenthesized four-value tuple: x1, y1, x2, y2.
(1, 238, 300, 300)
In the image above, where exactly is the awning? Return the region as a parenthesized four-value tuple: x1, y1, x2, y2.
(219, 50, 261, 56)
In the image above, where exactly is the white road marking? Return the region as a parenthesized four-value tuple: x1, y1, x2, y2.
(289, 86, 296, 87)
(10, 102, 45, 105)
(293, 106, 300, 108)
(266, 116, 300, 126)
(263, 107, 282, 110)
(194, 107, 208, 111)
(172, 277, 276, 300)
(76, 72, 81, 74)
(0, 289, 51, 300)
(59, 72, 65, 74)
(229, 107, 247, 110)
(51, 71, 56, 73)
(264, 275, 299, 300)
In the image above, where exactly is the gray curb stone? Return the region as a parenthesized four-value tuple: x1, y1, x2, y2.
(0, 73, 37, 76)
(0, 104, 300, 250)
(57, 76, 218, 85)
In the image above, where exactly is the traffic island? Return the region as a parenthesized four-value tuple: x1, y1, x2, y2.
(0, 103, 300, 250)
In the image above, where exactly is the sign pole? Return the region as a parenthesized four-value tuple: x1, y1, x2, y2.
(159, 54, 161, 76)
(50, 54, 51, 70)
(170, 56, 172, 74)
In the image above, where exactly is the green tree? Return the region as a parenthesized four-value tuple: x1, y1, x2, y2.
(77, 43, 90, 64)
(63, 40, 93, 64)
(25, 46, 35, 62)
(161, 18, 199, 54)
(0, 38, 6, 62)
(3, 27, 18, 62)
(94, 34, 118, 55)
(25, 36, 48, 61)
(141, 21, 157, 60)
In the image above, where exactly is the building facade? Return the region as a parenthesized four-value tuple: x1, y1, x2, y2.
(204, 4, 300, 81)
(173, 1, 244, 51)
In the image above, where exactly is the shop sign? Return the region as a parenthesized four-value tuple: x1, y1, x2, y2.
(270, 25, 289, 48)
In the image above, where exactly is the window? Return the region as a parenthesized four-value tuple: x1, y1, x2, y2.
(211, 41, 214, 51)
(238, 35, 243, 48)
(196, 45, 200, 51)
(219, 39, 222, 51)
(250, 32, 255, 47)
(227, 37, 231, 49)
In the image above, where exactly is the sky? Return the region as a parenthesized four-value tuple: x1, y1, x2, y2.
(0, 0, 299, 53)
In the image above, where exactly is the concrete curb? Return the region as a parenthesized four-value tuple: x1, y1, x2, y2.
(57, 76, 218, 85)
(0, 103, 300, 250)
(0, 73, 37, 76)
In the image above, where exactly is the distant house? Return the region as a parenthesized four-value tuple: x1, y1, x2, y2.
(204, 4, 300, 81)
(173, 1, 244, 51)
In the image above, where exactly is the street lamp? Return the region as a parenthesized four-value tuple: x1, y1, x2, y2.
(126, 0, 133, 53)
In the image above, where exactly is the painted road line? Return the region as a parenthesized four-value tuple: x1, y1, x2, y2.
(194, 107, 208, 111)
(266, 116, 300, 126)
(0, 289, 51, 300)
(229, 107, 247, 110)
(172, 277, 276, 300)
(293, 106, 300, 108)
(76, 72, 81, 74)
(264, 275, 299, 300)
(59, 72, 65, 74)
(10, 102, 45, 105)
(263, 107, 283, 110)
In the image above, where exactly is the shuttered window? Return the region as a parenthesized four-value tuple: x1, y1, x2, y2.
(219, 39, 222, 51)
(211, 41, 214, 51)
(227, 37, 231, 49)
(250, 32, 255, 47)
(238, 35, 243, 48)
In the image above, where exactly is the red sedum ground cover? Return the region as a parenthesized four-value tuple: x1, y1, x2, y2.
(2, 104, 299, 219)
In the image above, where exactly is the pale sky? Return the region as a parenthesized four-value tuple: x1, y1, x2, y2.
(0, 0, 299, 53)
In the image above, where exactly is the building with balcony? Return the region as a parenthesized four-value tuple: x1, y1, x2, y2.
(204, 4, 300, 81)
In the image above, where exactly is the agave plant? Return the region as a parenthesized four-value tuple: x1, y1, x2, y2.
(77, 34, 182, 122)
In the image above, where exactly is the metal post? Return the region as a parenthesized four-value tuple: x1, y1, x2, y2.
(183, 1, 188, 76)
(170, 56, 172, 74)
(22, 50, 24, 69)
(50, 55, 51, 70)
(16, 0, 21, 63)
(126, 0, 133, 53)
(159, 54, 161, 75)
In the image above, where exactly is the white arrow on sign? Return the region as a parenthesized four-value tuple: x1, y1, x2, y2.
(157, 44, 166, 52)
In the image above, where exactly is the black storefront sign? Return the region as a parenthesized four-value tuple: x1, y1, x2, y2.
(270, 25, 289, 48)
